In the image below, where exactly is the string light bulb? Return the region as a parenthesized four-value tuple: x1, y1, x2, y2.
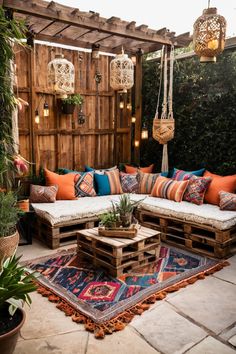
(141, 123, 148, 139)
(43, 102, 49, 117)
(134, 140, 139, 147)
(131, 116, 136, 123)
(35, 109, 40, 124)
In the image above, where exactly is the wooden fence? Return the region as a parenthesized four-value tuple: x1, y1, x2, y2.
(15, 43, 132, 173)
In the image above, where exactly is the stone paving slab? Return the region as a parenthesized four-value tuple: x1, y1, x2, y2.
(15, 331, 88, 354)
(220, 324, 236, 341)
(213, 255, 236, 285)
(168, 276, 236, 334)
(87, 327, 160, 354)
(131, 302, 206, 354)
(228, 335, 236, 347)
(186, 336, 236, 354)
(21, 292, 82, 340)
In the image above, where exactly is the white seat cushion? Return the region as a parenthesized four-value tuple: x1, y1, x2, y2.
(31, 194, 147, 226)
(139, 197, 236, 230)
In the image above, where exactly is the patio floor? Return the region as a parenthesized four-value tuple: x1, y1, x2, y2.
(15, 240, 236, 354)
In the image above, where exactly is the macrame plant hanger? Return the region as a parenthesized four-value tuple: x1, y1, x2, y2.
(152, 45, 175, 173)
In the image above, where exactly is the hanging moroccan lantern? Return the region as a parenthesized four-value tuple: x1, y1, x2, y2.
(110, 48, 134, 93)
(193, 7, 227, 63)
(48, 54, 75, 96)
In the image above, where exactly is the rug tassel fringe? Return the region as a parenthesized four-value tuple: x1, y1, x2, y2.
(35, 260, 229, 339)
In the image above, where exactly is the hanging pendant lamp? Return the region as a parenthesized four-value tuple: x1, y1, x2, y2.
(48, 54, 75, 96)
(110, 48, 134, 93)
(193, 1, 227, 63)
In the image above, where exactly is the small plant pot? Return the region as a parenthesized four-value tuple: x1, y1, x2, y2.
(61, 102, 76, 115)
(0, 231, 19, 265)
(120, 212, 132, 228)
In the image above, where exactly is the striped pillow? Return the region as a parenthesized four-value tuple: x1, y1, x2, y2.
(74, 172, 96, 197)
(219, 191, 236, 211)
(105, 169, 123, 194)
(138, 171, 160, 194)
(151, 176, 189, 202)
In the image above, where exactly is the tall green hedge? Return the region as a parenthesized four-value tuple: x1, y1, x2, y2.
(141, 49, 236, 175)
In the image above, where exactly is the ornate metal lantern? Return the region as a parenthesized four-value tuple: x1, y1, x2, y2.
(48, 54, 75, 96)
(193, 7, 227, 63)
(110, 48, 134, 93)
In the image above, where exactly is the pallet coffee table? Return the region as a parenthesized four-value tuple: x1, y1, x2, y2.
(77, 226, 161, 277)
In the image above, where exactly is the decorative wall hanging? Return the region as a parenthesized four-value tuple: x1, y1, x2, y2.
(110, 48, 134, 93)
(193, 1, 227, 63)
(48, 54, 75, 96)
(153, 45, 175, 173)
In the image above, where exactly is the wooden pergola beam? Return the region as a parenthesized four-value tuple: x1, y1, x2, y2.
(3, 0, 174, 46)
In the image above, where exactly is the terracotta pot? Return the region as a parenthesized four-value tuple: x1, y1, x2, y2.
(0, 307, 26, 354)
(0, 231, 19, 264)
(17, 199, 29, 212)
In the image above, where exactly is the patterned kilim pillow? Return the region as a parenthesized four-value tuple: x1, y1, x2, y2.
(172, 168, 205, 181)
(138, 171, 160, 194)
(30, 185, 58, 203)
(151, 176, 189, 202)
(74, 172, 96, 197)
(219, 191, 236, 211)
(183, 176, 212, 205)
(120, 172, 139, 193)
(104, 169, 123, 194)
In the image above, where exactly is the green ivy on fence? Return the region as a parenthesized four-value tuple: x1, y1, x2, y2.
(141, 49, 236, 175)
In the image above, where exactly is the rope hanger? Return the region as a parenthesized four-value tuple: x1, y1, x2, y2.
(152, 45, 175, 173)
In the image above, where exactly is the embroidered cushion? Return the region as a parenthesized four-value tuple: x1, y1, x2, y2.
(104, 169, 123, 194)
(29, 185, 58, 203)
(44, 169, 76, 200)
(219, 191, 236, 211)
(151, 176, 189, 202)
(125, 163, 154, 174)
(74, 172, 96, 197)
(172, 168, 206, 181)
(138, 171, 160, 194)
(120, 172, 139, 193)
(183, 176, 212, 205)
(204, 171, 236, 205)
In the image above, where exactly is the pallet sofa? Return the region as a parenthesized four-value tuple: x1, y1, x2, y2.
(31, 194, 236, 258)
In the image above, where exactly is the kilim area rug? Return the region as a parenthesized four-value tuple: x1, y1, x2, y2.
(25, 246, 229, 339)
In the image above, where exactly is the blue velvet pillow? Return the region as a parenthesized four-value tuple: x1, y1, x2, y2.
(94, 173, 111, 195)
(85, 165, 94, 172)
(58, 168, 84, 175)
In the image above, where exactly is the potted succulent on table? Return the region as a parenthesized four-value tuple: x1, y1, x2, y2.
(99, 204, 119, 229)
(0, 191, 20, 265)
(61, 93, 84, 114)
(0, 255, 36, 354)
(114, 194, 144, 227)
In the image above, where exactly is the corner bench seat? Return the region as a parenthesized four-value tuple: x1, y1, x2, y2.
(31, 195, 236, 257)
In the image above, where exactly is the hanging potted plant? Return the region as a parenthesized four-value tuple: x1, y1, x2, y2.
(61, 94, 83, 114)
(0, 191, 20, 264)
(0, 255, 36, 354)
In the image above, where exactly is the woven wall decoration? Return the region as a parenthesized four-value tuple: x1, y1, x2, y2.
(193, 7, 227, 63)
(110, 49, 134, 93)
(48, 54, 75, 96)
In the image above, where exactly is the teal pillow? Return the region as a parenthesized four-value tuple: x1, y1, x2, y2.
(58, 168, 85, 175)
(85, 165, 93, 172)
(94, 173, 111, 195)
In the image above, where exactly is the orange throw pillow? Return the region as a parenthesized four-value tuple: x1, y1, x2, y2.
(203, 171, 236, 205)
(125, 164, 154, 174)
(44, 168, 76, 200)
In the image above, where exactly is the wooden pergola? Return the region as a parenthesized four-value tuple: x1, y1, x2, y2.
(2, 0, 191, 171)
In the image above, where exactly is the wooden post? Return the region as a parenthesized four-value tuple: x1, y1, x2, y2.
(134, 48, 143, 164)
(113, 91, 118, 165)
(28, 47, 36, 173)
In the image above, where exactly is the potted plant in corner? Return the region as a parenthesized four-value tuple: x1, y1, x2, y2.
(61, 93, 83, 114)
(0, 255, 36, 354)
(0, 191, 20, 264)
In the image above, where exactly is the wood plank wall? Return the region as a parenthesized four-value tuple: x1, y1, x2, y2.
(15, 43, 132, 173)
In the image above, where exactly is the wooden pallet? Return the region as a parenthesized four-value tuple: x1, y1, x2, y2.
(137, 209, 236, 258)
(77, 226, 161, 277)
(32, 216, 99, 249)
